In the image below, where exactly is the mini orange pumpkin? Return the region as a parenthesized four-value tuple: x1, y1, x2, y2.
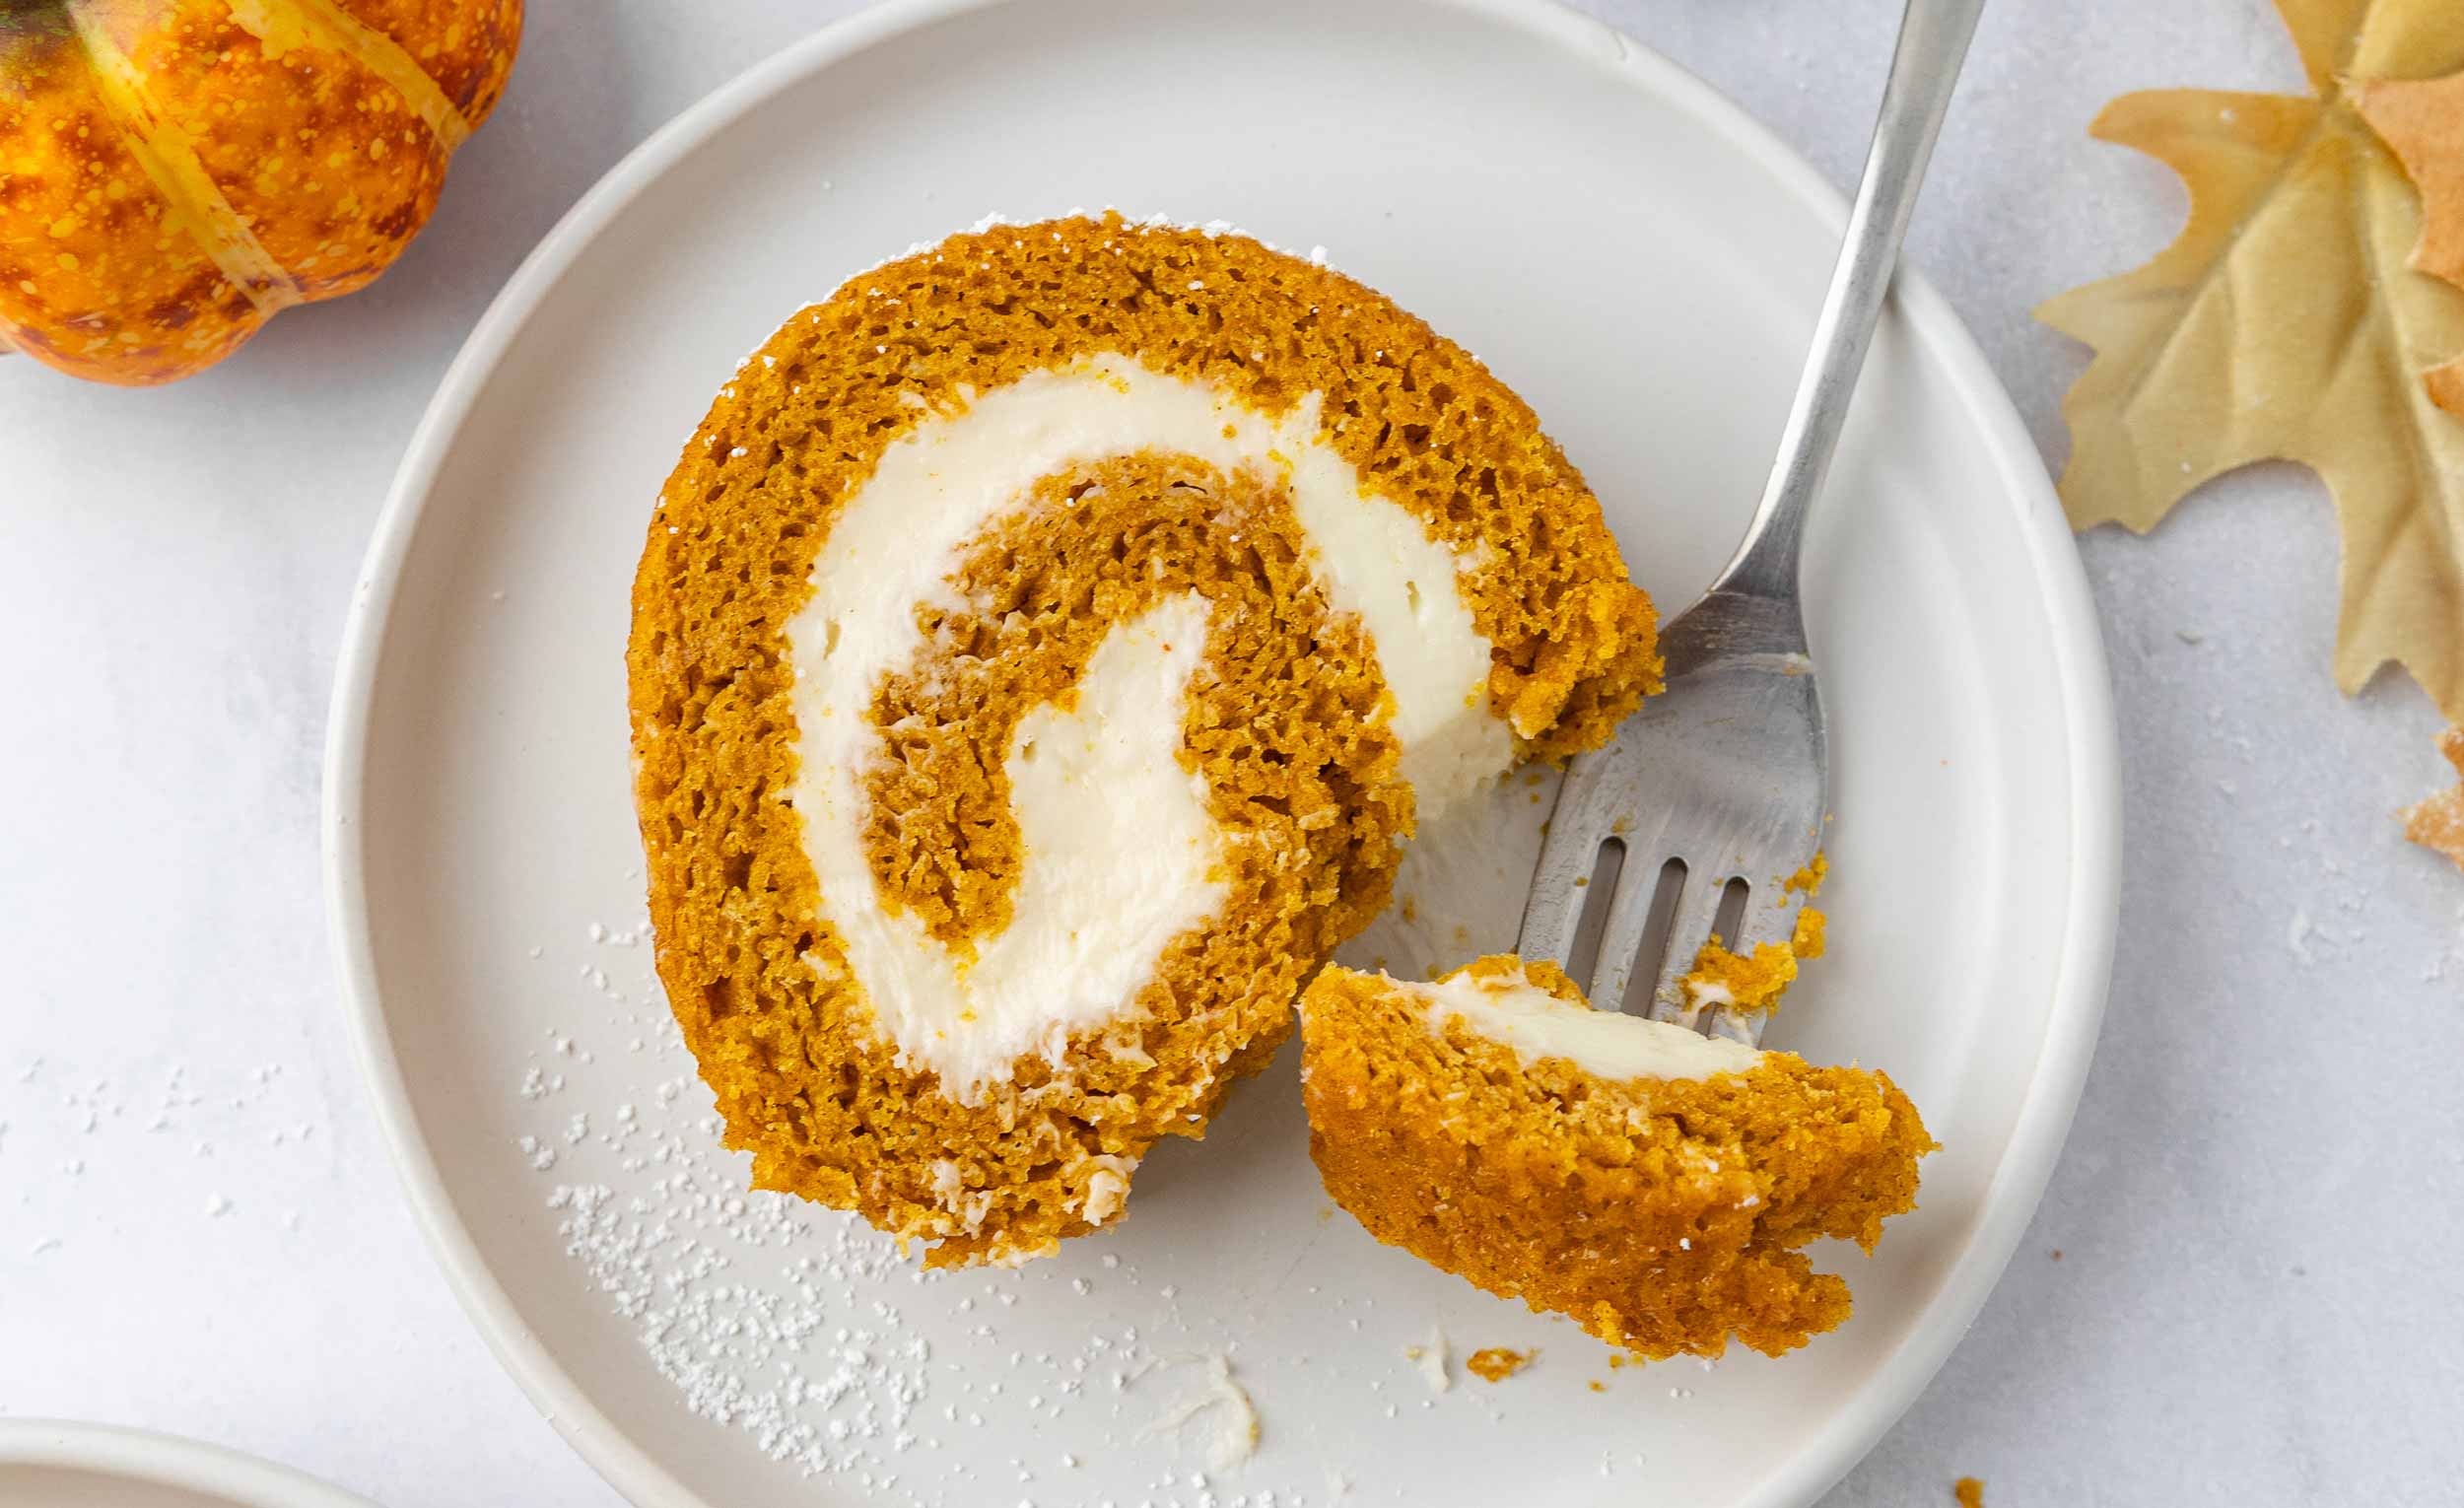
(0, 0, 519, 385)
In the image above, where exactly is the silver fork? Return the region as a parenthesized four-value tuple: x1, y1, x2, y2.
(1516, 0, 1983, 1045)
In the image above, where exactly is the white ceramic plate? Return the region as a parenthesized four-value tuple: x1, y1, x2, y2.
(0, 1422, 379, 1508)
(325, 1, 2119, 1504)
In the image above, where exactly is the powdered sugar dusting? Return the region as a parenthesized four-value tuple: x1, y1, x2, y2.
(519, 914, 1495, 1505)
(547, 1178, 930, 1474)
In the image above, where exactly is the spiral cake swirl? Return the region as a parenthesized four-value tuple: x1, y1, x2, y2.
(629, 214, 1659, 1266)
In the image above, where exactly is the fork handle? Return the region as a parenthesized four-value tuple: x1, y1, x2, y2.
(1707, 0, 1984, 605)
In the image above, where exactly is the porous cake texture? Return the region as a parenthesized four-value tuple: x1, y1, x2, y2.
(1678, 853, 1829, 1015)
(1300, 956, 1932, 1359)
(628, 213, 1660, 1266)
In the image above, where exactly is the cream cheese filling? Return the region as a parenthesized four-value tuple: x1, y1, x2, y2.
(785, 353, 1510, 1101)
(1416, 967, 1763, 1082)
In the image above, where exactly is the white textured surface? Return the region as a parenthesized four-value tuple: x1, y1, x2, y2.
(0, 3, 2458, 1507)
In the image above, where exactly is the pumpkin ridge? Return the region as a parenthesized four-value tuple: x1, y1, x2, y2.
(224, 0, 472, 152)
(64, 6, 306, 318)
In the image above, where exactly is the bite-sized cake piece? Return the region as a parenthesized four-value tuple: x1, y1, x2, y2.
(628, 214, 1661, 1267)
(1678, 887, 1828, 1017)
(1300, 955, 1932, 1359)
(1676, 852, 1829, 1017)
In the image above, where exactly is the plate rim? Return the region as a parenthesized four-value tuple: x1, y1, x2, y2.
(0, 1420, 382, 1508)
(321, 2, 2123, 1505)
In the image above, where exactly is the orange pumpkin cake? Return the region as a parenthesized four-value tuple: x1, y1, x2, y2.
(1299, 955, 1933, 1359)
(627, 214, 1661, 1267)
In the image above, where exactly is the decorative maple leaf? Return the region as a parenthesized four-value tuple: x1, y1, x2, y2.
(2358, 63, 2464, 856)
(2357, 68, 2464, 413)
(2037, 0, 2464, 729)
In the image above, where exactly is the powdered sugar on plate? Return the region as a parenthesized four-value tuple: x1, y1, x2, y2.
(515, 916, 1518, 1506)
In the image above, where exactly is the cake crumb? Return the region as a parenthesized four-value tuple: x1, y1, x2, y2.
(1790, 905, 1826, 959)
(1678, 929, 1805, 1013)
(2402, 728, 2464, 870)
(1665, 856, 1826, 1012)
(1466, 1346, 1532, 1383)
(1954, 1476, 1985, 1507)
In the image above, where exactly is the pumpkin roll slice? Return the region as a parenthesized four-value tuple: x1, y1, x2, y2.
(628, 214, 1659, 1267)
(1300, 956, 1934, 1359)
